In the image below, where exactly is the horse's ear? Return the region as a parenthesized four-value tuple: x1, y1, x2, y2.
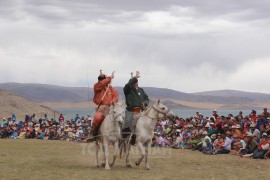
(157, 99, 160, 105)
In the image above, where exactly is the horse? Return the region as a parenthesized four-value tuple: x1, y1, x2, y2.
(123, 100, 175, 170)
(95, 103, 125, 170)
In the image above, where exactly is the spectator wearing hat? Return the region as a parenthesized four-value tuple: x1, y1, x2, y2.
(222, 124, 229, 134)
(202, 131, 211, 149)
(204, 123, 210, 131)
(192, 131, 207, 151)
(215, 131, 232, 154)
(238, 133, 257, 157)
(211, 134, 217, 141)
(191, 124, 199, 136)
(240, 136, 269, 159)
(231, 124, 243, 138)
(196, 124, 204, 135)
(250, 123, 260, 138)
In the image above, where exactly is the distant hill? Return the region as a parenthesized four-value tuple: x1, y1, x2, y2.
(1, 83, 270, 110)
(193, 90, 270, 101)
(0, 89, 59, 120)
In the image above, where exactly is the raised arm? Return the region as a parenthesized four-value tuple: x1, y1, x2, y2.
(123, 77, 138, 95)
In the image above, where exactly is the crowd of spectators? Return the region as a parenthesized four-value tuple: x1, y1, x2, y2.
(0, 113, 92, 142)
(2, 108, 270, 159)
(152, 108, 270, 159)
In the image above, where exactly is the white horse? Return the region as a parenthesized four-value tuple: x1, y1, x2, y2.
(124, 100, 175, 170)
(95, 103, 125, 170)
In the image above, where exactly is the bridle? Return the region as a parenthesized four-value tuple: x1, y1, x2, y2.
(145, 105, 171, 121)
(111, 106, 125, 128)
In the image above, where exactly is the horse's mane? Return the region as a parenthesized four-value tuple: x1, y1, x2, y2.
(143, 105, 153, 115)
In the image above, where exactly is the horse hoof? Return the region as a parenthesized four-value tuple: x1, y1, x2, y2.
(105, 166, 110, 170)
(109, 163, 114, 167)
(101, 163, 106, 167)
(146, 166, 151, 170)
(135, 162, 139, 166)
(126, 164, 132, 168)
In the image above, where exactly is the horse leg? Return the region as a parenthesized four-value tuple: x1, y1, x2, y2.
(110, 141, 118, 167)
(136, 141, 145, 166)
(101, 144, 106, 167)
(125, 141, 132, 168)
(95, 141, 100, 167)
(145, 142, 151, 170)
(104, 140, 110, 170)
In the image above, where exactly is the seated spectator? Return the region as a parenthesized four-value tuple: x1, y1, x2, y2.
(36, 130, 45, 140)
(213, 133, 222, 149)
(240, 135, 269, 159)
(192, 131, 210, 151)
(240, 133, 258, 155)
(202, 138, 213, 155)
(250, 123, 260, 138)
(214, 131, 232, 154)
(208, 123, 217, 136)
(256, 114, 267, 130)
(156, 133, 165, 147)
(231, 134, 246, 155)
(259, 124, 267, 138)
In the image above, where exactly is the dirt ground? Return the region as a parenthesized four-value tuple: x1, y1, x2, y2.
(0, 139, 270, 180)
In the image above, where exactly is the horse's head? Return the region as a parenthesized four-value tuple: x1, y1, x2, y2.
(152, 100, 175, 122)
(110, 103, 125, 124)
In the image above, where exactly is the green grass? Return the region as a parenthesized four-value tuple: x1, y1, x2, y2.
(0, 139, 270, 180)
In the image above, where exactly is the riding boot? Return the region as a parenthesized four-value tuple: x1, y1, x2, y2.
(86, 124, 98, 142)
(121, 127, 131, 139)
(130, 134, 136, 145)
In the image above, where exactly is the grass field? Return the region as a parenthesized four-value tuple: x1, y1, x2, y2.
(1, 139, 270, 180)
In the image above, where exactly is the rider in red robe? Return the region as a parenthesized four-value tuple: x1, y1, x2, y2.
(87, 71, 119, 142)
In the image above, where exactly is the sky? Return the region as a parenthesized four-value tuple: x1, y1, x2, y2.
(1, 0, 270, 93)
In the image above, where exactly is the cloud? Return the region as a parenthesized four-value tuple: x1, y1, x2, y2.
(0, 0, 270, 93)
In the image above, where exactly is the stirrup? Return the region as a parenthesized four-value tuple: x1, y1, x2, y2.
(86, 137, 96, 142)
(86, 134, 97, 142)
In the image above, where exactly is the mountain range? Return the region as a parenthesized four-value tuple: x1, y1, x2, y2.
(1, 82, 270, 110)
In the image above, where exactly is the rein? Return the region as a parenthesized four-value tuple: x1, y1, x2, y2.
(145, 105, 171, 121)
(109, 106, 124, 129)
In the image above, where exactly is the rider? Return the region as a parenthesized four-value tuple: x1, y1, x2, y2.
(122, 71, 149, 144)
(87, 70, 119, 142)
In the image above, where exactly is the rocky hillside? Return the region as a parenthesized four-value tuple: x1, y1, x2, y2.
(0, 89, 59, 120)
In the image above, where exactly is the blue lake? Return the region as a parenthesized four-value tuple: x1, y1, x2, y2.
(54, 108, 260, 120)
